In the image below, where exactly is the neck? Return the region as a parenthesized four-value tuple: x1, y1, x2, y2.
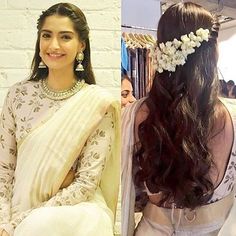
(47, 68, 76, 91)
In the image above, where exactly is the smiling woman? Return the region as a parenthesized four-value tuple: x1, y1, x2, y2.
(121, 74, 136, 107)
(0, 3, 120, 236)
(30, 3, 95, 87)
(39, 15, 85, 80)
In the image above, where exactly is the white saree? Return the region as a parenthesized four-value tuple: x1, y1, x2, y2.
(0, 82, 120, 236)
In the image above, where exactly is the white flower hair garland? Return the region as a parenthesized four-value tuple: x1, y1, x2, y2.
(150, 28, 210, 73)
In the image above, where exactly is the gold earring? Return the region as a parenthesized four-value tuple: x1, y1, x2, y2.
(75, 52, 84, 71)
(39, 52, 47, 69)
(38, 60, 47, 69)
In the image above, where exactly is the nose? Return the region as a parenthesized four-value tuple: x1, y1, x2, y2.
(49, 37, 60, 50)
(129, 94, 136, 103)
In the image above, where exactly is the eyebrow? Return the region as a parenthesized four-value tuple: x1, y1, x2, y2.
(40, 29, 75, 34)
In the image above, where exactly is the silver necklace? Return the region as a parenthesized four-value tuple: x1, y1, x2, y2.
(41, 79, 85, 100)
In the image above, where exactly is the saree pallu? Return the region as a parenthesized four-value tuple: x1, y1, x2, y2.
(12, 85, 120, 236)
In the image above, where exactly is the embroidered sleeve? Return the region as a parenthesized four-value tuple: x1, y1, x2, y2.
(0, 90, 17, 229)
(45, 108, 115, 204)
(7, 108, 115, 233)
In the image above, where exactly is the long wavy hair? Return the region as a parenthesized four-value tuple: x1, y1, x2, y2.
(29, 3, 95, 84)
(135, 2, 221, 209)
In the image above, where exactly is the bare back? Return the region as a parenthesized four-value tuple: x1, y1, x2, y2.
(134, 99, 234, 203)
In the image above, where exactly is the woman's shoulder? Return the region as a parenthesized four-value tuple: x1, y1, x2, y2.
(219, 97, 236, 108)
(3, 79, 41, 109)
(87, 84, 115, 94)
(219, 97, 236, 123)
(122, 98, 148, 123)
(86, 84, 119, 102)
(123, 98, 146, 112)
(7, 79, 40, 96)
(136, 100, 149, 123)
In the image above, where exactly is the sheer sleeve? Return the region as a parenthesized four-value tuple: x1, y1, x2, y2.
(0, 90, 17, 228)
(7, 108, 115, 233)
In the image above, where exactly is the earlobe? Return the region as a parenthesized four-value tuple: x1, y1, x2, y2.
(80, 41, 86, 51)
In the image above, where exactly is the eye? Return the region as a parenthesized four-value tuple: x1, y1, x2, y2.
(121, 91, 129, 98)
(61, 34, 72, 40)
(41, 33, 51, 39)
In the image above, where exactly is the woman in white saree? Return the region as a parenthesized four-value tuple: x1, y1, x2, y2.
(0, 3, 120, 236)
(122, 2, 236, 236)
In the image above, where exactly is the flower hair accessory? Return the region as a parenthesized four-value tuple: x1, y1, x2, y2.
(151, 28, 210, 73)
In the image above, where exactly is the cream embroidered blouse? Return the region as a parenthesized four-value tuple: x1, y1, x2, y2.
(0, 79, 115, 233)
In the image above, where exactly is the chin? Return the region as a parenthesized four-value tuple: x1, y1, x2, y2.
(46, 65, 64, 70)
(46, 63, 71, 71)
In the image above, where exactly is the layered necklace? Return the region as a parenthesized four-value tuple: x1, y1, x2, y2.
(41, 78, 85, 100)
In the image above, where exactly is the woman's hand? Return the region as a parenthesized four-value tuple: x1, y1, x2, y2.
(60, 169, 75, 189)
(0, 229, 10, 236)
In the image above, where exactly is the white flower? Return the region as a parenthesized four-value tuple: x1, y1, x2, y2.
(166, 46, 176, 55)
(166, 41, 172, 47)
(181, 34, 190, 43)
(157, 67, 163, 73)
(173, 38, 182, 48)
(152, 27, 210, 74)
(159, 43, 165, 50)
(188, 32, 197, 41)
(190, 41, 197, 48)
(173, 51, 185, 66)
(196, 28, 210, 41)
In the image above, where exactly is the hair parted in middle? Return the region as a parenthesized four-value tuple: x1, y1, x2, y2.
(29, 2, 95, 84)
(135, 2, 221, 209)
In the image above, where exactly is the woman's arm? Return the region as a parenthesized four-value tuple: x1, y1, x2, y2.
(45, 107, 115, 204)
(0, 90, 17, 235)
(7, 107, 115, 232)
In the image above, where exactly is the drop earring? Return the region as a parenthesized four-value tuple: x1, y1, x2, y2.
(75, 52, 84, 71)
(38, 60, 46, 69)
(38, 52, 46, 69)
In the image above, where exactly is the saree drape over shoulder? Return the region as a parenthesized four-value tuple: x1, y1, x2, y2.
(0, 81, 120, 236)
(121, 98, 236, 236)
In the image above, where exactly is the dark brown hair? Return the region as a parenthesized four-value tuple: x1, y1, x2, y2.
(29, 3, 95, 84)
(135, 2, 221, 209)
(121, 74, 132, 83)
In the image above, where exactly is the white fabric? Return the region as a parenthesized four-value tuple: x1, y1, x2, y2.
(135, 191, 234, 235)
(0, 80, 120, 236)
